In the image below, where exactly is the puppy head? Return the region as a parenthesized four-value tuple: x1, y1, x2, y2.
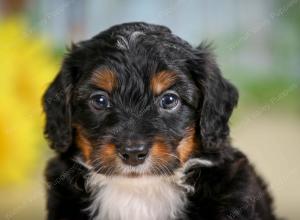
(43, 22, 238, 177)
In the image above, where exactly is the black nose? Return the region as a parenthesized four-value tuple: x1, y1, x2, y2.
(117, 144, 149, 166)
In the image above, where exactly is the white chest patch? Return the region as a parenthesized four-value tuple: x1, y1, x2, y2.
(86, 175, 187, 220)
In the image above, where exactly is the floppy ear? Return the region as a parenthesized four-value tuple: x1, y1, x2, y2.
(42, 63, 73, 153)
(190, 43, 239, 150)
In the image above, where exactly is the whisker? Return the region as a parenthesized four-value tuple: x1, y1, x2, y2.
(152, 157, 173, 176)
(159, 152, 180, 161)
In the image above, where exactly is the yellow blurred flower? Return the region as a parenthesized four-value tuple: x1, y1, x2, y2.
(0, 17, 59, 185)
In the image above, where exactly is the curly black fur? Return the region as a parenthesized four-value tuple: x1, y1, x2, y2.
(43, 22, 277, 220)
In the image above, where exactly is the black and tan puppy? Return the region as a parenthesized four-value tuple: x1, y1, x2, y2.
(43, 22, 277, 220)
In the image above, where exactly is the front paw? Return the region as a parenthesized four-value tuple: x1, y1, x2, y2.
(176, 158, 214, 194)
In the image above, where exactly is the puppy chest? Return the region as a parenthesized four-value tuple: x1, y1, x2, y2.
(89, 177, 187, 220)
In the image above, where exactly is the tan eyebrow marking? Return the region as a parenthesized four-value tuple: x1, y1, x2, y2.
(91, 68, 117, 92)
(150, 71, 178, 95)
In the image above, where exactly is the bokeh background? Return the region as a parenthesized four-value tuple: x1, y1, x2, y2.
(0, 0, 299, 219)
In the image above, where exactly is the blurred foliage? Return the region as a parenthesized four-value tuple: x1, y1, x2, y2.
(0, 17, 59, 185)
(220, 65, 299, 115)
(229, 73, 300, 111)
(219, 0, 300, 113)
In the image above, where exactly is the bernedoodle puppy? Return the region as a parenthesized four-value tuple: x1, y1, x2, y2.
(43, 22, 277, 220)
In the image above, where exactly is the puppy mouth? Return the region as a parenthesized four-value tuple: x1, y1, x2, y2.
(118, 162, 152, 177)
(116, 158, 156, 177)
(90, 156, 177, 178)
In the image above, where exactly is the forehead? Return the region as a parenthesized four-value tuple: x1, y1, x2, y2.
(75, 31, 199, 105)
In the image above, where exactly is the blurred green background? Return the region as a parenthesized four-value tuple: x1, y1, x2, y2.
(0, 0, 299, 219)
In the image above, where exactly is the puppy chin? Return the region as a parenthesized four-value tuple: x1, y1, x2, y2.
(117, 157, 153, 177)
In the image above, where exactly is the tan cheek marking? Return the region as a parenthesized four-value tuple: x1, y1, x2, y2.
(98, 143, 117, 164)
(150, 70, 178, 95)
(75, 128, 92, 162)
(91, 68, 117, 92)
(177, 127, 198, 164)
(150, 139, 173, 163)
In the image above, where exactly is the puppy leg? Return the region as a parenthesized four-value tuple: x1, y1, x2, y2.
(45, 158, 89, 220)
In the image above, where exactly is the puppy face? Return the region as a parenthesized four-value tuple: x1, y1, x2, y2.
(43, 22, 238, 177)
(72, 53, 200, 176)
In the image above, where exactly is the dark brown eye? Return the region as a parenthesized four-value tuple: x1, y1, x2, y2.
(159, 92, 180, 110)
(90, 92, 111, 110)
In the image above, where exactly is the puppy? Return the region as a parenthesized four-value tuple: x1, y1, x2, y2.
(43, 22, 277, 220)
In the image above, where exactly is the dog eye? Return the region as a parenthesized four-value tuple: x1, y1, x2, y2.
(159, 92, 180, 110)
(90, 92, 111, 110)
